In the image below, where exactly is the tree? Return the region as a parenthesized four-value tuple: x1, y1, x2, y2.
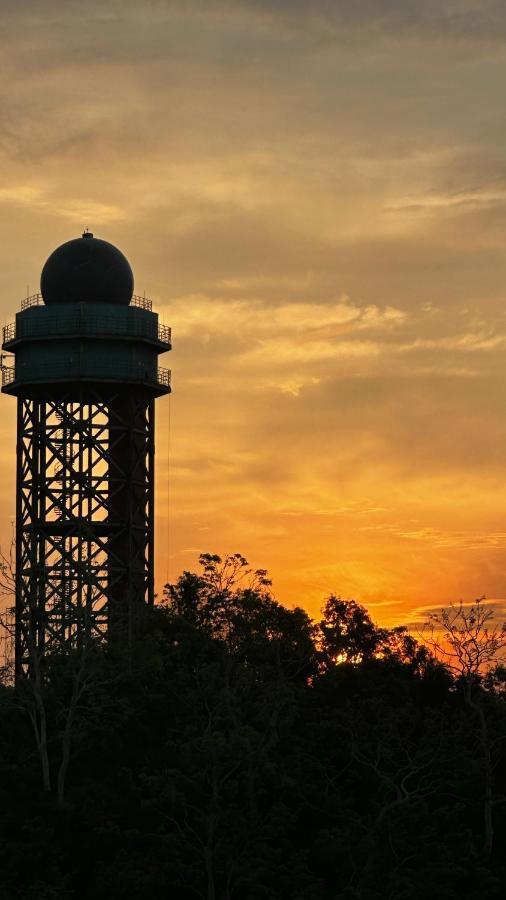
(317, 595, 390, 666)
(0, 536, 106, 803)
(424, 597, 506, 680)
(0, 538, 15, 680)
(163, 552, 271, 640)
(164, 553, 317, 679)
(424, 597, 506, 863)
(1, 553, 506, 897)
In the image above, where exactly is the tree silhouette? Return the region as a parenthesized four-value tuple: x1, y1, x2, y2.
(0, 555, 505, 897)
(423, 598, 506, 864)
(318, 594, 387, 665)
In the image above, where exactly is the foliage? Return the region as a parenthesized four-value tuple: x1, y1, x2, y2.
(0, 554, 506, 898)
(424, 596, 506, 678)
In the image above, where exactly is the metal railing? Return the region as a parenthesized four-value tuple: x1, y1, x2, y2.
(3, 322, 15, 343)
(2, 363, 171, 389)
(158, 323, 171, 344)
(131, 294, 153, 311)
(21, 293, 43, 310)
(157, 367, 171, 388)
(3, 317, 171, 345)
(19, 293, 155, 312)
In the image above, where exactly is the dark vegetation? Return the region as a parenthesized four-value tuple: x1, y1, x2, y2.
(1, 553, 506, 899)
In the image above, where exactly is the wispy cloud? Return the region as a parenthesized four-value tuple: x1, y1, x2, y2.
(1, 0, 506, 623)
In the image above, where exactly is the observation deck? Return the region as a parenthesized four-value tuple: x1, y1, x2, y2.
(1, 292, 171, 397)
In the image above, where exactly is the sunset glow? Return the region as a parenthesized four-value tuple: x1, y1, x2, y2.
(2, 2, 506, 626)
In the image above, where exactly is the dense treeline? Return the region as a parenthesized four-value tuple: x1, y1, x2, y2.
(1, 553, 506, 899)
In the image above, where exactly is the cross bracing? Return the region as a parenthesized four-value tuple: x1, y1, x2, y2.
(15, 388, 155, 676)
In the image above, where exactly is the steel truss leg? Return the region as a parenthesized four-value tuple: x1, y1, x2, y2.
(15, 388, 154, 677)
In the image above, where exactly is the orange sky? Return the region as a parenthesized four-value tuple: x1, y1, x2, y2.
(2, 1, 506, 627)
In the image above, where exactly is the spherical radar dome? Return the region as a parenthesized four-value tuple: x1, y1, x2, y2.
(40, 232, 134, 306)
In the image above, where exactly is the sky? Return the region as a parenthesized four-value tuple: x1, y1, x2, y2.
(2, 1, 506, 626)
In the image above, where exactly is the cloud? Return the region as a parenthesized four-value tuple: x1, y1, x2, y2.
(166, 293, 406, 346)
(2, 0, 506, 625)
(0, 185, 125, 225)
(360, 524, 506, 551)
(177, 1, 506, 56)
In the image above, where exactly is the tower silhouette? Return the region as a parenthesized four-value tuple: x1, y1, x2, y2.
(1, 233, 171, 676)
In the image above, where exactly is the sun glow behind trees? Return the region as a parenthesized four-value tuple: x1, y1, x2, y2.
(2, 551, 506, 896)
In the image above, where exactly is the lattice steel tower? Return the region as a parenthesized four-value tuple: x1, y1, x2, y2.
(1, 233, 171, 676)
